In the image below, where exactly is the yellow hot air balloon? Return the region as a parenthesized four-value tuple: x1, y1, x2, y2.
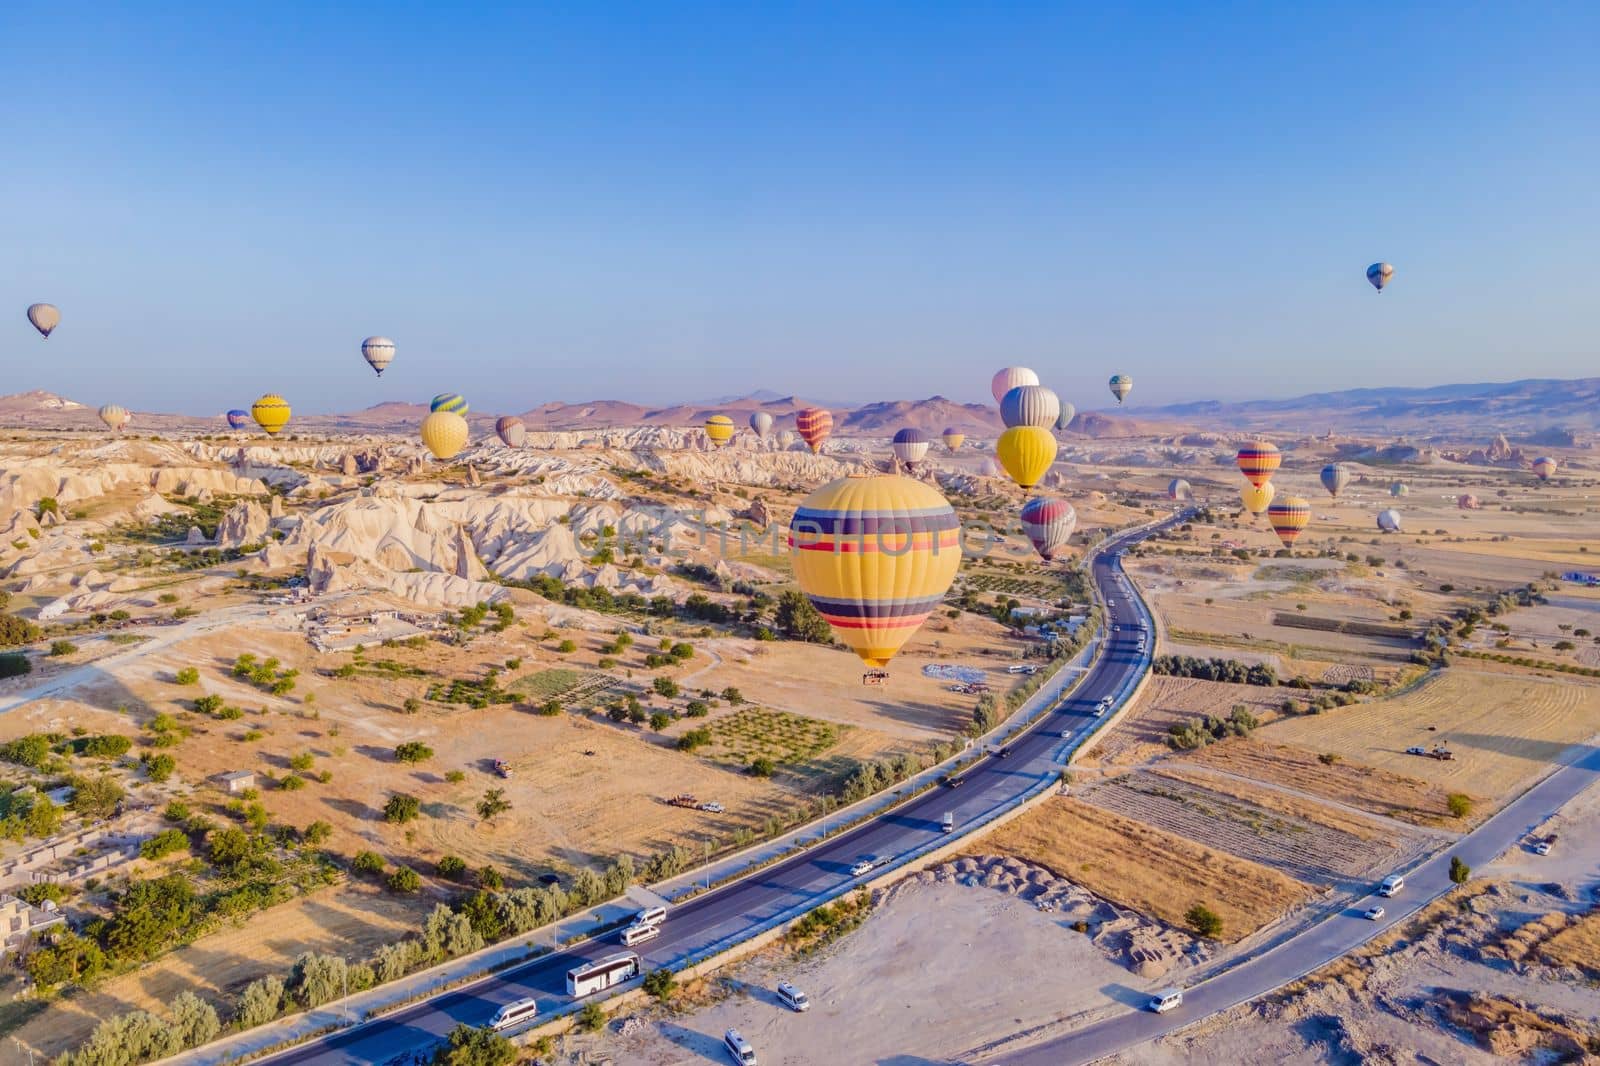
(704, 414, 735, 447)
(941, 428, 966, 453)
(420, 410, 469, 459)
(788, 474, 961, 674)
(1240, 481, 1275, 515)
(995, 426, 1056, 491)
(1267, 496, 1311, 547)
(251, 394, 291, 436)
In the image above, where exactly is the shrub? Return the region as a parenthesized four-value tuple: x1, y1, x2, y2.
(1447, 793, 1473, 819)
(139, 828, 190, 861)
(649, 712, 671, 731)
(445, 769, 466, 783)
(173, 667, 200, 685)
(394, 741, 434, 763)
(352, 850, 386, 875)
(536, 699, 561, 717)
(303, 820, 332, 845)
(49, 640, 79, 657)
(642, 967, 677, 1002)
(748, 756, 776, 778)
(1449, 855, 1471, 884)
(280, 774, 306, 791)
(1185, 902, 1223, 938)
(83, 734, 133, 759)
(652, 676, 681, 698)
(432, 1022, 517, 1066)
(576, 1002, 606, 1033)
(476, 788, 511, 823)
(384, 793, 421, 824)
(557, 639, 577, 653)
(141, 752, 176, 782)
(0, 652, 30, 678)
(685, 699, 709, 718)
(387, 866, 422, 893)
(437, 855, 468, 879)
(234, 975, 286, 1028)
(677, 728, 712, 752)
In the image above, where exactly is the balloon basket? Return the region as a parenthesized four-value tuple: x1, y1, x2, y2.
(863, 670, 889, 687)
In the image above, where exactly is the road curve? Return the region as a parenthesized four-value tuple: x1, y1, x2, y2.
(252, 517, 1183, 1065)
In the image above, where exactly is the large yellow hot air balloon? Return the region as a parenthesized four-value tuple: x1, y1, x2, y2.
(251, 394, 291, 436)
(995, 426, 1056, 491)
(1240, 481, 1275, 515)
(421, 410, 469, 459)
(1267, 496, 1310, 547)
(1235, 442, 1281, 487)
(704, 414, 735, 447)
(788, 474, 961, 674)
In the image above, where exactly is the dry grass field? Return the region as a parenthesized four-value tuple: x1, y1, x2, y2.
(1152, 765, 1392, 843)
(973, 796, 1313, 942)
(1086, 676, 1286, 767)
(1539, 912, 1600, 977)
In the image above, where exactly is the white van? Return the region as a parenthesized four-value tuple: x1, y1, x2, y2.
(942, 811, 955, 834)
(1378, 874, 1405, 897)
(724, 1028, 758, 1065)
(776, 981, 810, 1012)
(621, 921, 662, 947)
(1147, 988, 1183, 1013)
(489, 996, 539, 1030)
(632, 906, 667, 928)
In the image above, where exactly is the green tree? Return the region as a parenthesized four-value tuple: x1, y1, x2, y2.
(288, 951, 348, 1009)
(234, 974, 286, 1028)
(642, 967, 678, 1002)
(1447, 793, 1473, 819)
(69, 774, 125, 819)
(652, 676, 681, 698)
(748, 756, 776, 778)
(394, 741, 434, 763)
(774, 589, 831, 643)
(173, 667, 200, 685)
(303, 820, 333, 846)
(436, 855, 468, 880)
(1449, 855, 1471, 884)
(387, 866, 422, 893)
(432, 1023, 517, 1066)
(49, 640, 78, 657)
(576, 1002, 606, 1033)
(352, 850, 385, 875)
(142, 752, 177, 783)
(384, 793, 421, 824)
(477, 788, 511, 823)
(1185, 902, 1223, 938)
(168, 990, 221, 1049)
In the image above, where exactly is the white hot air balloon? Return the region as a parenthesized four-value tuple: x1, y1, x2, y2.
(749, 411, 773, 438)
(362, 336, 395, 375)
(991, 367, 1039, 405)
(27, 304, 60, 338)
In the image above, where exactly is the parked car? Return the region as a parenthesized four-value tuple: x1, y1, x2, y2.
(1405, 746, 1427, 755)
(1534, 840, 1553, 856)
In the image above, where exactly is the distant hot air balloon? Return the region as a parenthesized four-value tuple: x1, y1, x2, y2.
(1000, 385, 1061, 430)
(749, 411, 773, 438)
(431, 393, 468, 414)
(1377, 508, 1403, 533)
(495, 416, 526, 448)
(98, 404, 131, 432)
(1267, 496, 1311, 548)
(226, 409, 251, 430)
(941, 428, 966, 453)
(1055, 403, 1076, 432)
(1389, 481, 1409, 498)
(251, 394, 291, 436)
(1457, 493, 1480, 510)
(979, 457, 1001, 478)
(788, 474, 962, 673)
(995, 426, 1057, 491)
(892, 427, 930, 464)
(1532, 456, 1557, 481)
(704, 415, 735, 447)
(1168, 478, 1193, 502)
(1236, 442, 1282, 488)
(1366, 262, 1394, 292)
(26, 304, 60, 338)
(1240, 481, 1275, 515)
(991, 367, 1039, 406)
(1020, 497, 1077, 561)
(361, 336, 395, 376)
(1108, 374, 1133, 404)
(1319, 462, 1351, 498)
(421, 410, 469, 460)
(796, 408, 833, 454)
(778, 429, 797, 449)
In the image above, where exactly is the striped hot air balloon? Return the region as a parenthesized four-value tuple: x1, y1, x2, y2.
(1389, 481, 1409, 498)
(749, 411, 773, 438)
(26, 304, 59, 338)
(1236, 442, 1282, 488)
(1377, 508, 1402, 532)
(1000, 385, 1061, 430)
(1055, 403, 1076, 432)
(430, 393, 469, 414)
(941, 428, 966, 453)
(251, 394, 291, 436)
(421, 410, 469, 459)
(1108, 374, 1133, 404)
(495, 416, 526, 448)
(796, 408, 833, 454)
(704, 414, 735, 447)
(1240, 481, 1275, 515)
(788, 474, 962, 671)
(1168, 478, 1192, 502)
(226, 409, 251, 430)
(1366, 262, 1394, 292)
(996, 427, 1056, 491)
(1532, 456, 1557, 481)
(991, 367, 1039, 405)
(891, 427, 930, 464)
(98, 404, 131, 432)
(1267, 496, 1311, 548)
(361, 336, 395, 375)
(1020, 496, 1077, 561)
(1320, 462, 1351, 498)
(1457, 493, 1480, 510)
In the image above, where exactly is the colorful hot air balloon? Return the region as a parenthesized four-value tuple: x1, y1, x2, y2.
(98, 404, 131, 432)
(787, 474, 961, 672)
(495, 416, 526, 448)
(361, 336, 395, 375)
(891, 427, 930, 464)
(1020, 497, 1077, 561)
(1366, 262, 1394, 292)
(1168, 478, 1193, 502)
(1377, 508, 1402, 533)
(226, 409, 251, 430)
(704, 414, 735, 447)
(749, 411, 773, 438)
(1236, 442, 1282, 488)
(796, 408, 833, 454)
(1389, 481, 1409, 498)
(430, 393, 468, 414)
(1532, 456, 1557, 481)
(1320, 462, 1351, 498)
(941, 428, 966, 453)
(1267, 496, 1311, 548)
(1000, 385, 1061, 430)
(1055, 403, 1076, 432)
(1457, 493, 1480, 510)
(1240, 481, 1275, 515)
(421, 410, 469, 459)
(991, 367, 1039, 406)
(251, 394, 291, 436)
(26, 304, 59, 338)
(995, 426, 1057, 491)
(1108, 374, 1133, 404)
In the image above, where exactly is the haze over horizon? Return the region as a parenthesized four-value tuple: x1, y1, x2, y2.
(3, 4, 1596, 415)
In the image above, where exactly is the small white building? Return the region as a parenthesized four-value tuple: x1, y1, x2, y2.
(0, 894, 65, 955)
(218, 770, 257, 794)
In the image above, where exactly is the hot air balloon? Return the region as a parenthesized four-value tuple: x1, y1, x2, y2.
(1000, 385, 1061, 430)
(1319, 462, 1351, 498)
(495, 416, 526, 448)
(778, 429, 797, 450)
(991, 367, 1039, 406)
(26, 304, 59, 338)
(1457, 493, 1480, 510)
(892, 427, 930, 464)
(749, 411, 773, 438)
(421, 410, 469, 459)
(251, 394, 291, 436)
(941, 428, 966, 453)
(361, 336, 395, 375)
(1377, 508, 1402, 533)
(1389, 481, 1409, 498)
(979, 457, 1001, 478)
(704, 415, 735, 447)
(1020, 497, 1077, 561)
(226, 410, 251, 430)
(1168, 478, 1193, 502)
(1240, 481, 1275, 515)
(796, 408, 833, 454)
(1267, 496, 1311, 548)
(430, 393, 468, 414)
(1532, 456, 1557, 481)
(1236, 442, 1282, 488)
(1055, 403, 1075, 432)
(787, 473, 961, 675)
(1366, 262, 1394, 292)
(1108, 374, 1133, 404)
(98, 404, 131, 432)
(995, 427, 1056, 491)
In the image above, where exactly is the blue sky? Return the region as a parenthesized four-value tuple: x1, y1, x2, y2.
(2, 3, 1596, 415)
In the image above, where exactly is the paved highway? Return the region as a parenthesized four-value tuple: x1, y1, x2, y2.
(255, 517, 1182, 1064)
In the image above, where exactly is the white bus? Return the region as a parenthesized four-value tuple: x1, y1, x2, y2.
(567, 952, 641, 998)
(489, 996, 539, 1031)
